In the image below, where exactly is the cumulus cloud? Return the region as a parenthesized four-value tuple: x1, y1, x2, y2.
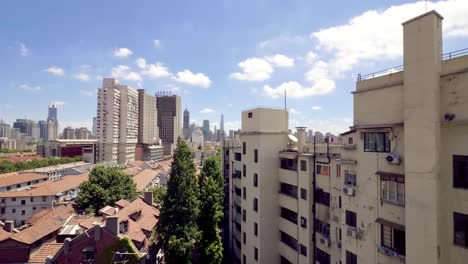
(140, 59, 171, 78)
(265, 54, 295, 67)
(18, 43, 30, 56)
(113, 48, 133, 58)
(305, 61, 331, 83)
(311, 105, 322, 111)
(111, 65, 141, 81)
(45, 66, 64, 76)
(74, 73, 90, 81)
(18, 84, 41, 91)
(174, 70, 211, 88)
(263, 80, 335, 99)
(199, 108, 215, 114)
(230, 58, 274, 81)
(305, 51, 317, 64)
(224, 120, 241, 131)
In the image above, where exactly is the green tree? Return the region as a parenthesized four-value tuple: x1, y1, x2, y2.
(149, 185, 167, 205)
(156, 138, 200, 264)
(197, 157, 224, 264)
(76, 166, 137, 214)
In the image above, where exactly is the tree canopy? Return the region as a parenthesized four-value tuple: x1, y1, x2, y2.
(0, 156, 81, 173)
(76, 166, 137, 214)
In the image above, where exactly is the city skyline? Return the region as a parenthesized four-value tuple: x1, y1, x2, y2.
(1, 1, 468, 135)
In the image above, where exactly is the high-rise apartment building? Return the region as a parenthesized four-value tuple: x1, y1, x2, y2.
(223, 10, 468, 264)
(38, 120, 47, 141)
(183, 108, 190, 139)
(156, 93, 181, 155)
(12, 119, 39, 140)
(75, 127, 92, 139)
(62, 126, 76, 139)
(0, 120, 10, 138)
(92, 117, 97, 137)
(138, 89, 159, 144)
(202, 120, 210, 141)
(96, 78, 139, 164)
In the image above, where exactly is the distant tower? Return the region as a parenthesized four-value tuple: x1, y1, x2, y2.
(183, 108, 190, 139)
(48, 102, 57, 122)
(220, 114, 225, 140)
(156, 92, 181, 155)
(202, 120, 210, 141)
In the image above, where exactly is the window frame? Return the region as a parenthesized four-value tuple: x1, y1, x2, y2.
(254, 149, 258, 163)
(453, 155, 468, 189)
(316, 164, 330, 176)
(380, 174, 405, 206)
(363, 132, 391, 153)
(346, 210, 357, 228)
(380, 224, 406, 256)
(253, 173, 258, 187)
(300, 160, 307, 171)
(346, 251, 357, 264)
(454, 211, 468, 247)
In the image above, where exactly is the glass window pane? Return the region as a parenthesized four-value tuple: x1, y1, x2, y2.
(388, 181, 396, 201)
(397, 183, 405, 204)
(382, 225, 393, 248)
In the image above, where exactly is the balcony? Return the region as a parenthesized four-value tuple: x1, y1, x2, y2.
(279, 217, 298, 238)
(279, 193, 298, 212)
(279, 168, 297, 186)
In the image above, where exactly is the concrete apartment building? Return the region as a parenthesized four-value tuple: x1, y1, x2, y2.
(156, 93, 181, 155)
(96, 78, 139, 164)
(138, 89, 159, 145)
(223, 10, 468, 264)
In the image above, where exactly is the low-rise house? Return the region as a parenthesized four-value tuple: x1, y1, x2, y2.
(0, 172, 49, 192)
(23, 161, 90, 180)
(132, 169, 159, 192)
(0, 173, 88, 226)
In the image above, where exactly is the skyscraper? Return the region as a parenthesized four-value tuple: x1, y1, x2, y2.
(38, 120, 47, 141)
(0, 120, 10, 139)
(138, 89, 159, 144)
(202, 120, 210, 141)
(213, 125, 217, 142)
(219, 114, 225, 140)
(183, 108, 190, 139)
(96, 78, 139, 164)
(156, 92, 181, 155)
(48, 102, 57, 121)
(12, 119, 39, 140)
(92, 117, 97, 137)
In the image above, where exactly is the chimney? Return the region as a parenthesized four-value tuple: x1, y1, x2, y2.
(296, 127, 307, 153)
(4, 221, 13, 232)
(144, 191, 153, 206)
(94, 224, 101, 241)
(64, 238, 72, 255)
(106, 216, 119, 236)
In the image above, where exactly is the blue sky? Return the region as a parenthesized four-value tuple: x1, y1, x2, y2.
(1, 0, 468, 134)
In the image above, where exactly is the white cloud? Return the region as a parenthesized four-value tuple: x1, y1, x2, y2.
(263, 80, 335, 99)
(153, 39, 161, 47)
(141, 61, 171, 78)
(289, 108, 302, 115)
(311, 105, 322, 111)
(53, 101, 65, 106)
(45, 66, 64, 76)
(111, 65, 141, 81)
(224, 120, 241, 131)
(230, 58, 273, 82)
(136, 58, 147, 69)
(265, 54, 295, 67)
(18, 84, 41, 91)
(18, 42, 30, 56)
(305, 61, 330, 82)
(305, 51, 317, 64)
(74, 72, 90, 81)
(80, 90, 94, 97)
(199, 108, 215, 114)
(113, 47, 133, 58)
(311, 0, 468, 76)
(289, 117, 352, 135)
(174, 70, 211, 88)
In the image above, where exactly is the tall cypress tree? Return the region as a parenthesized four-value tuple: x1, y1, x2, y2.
(156, 138, 200, 264)
(197, 156, 224, 264)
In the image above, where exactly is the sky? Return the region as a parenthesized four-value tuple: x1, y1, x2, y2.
(1, 0, 468, 134)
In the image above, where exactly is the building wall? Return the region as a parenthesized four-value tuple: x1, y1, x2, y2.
(138, 89, 158, 145)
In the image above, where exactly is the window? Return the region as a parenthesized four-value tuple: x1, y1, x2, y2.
(454, 212, 468, 247)
(316, 164, 330, 176)
(11, 198, 16, 202)
(243, 164, 246, 177)
(348, 137, 353, 145)
(234, 170, 241, 179)
(364, 132, 390, 152)
(243, 255, 246, 264)
(254, 222, 258, 236)
(30, 197, 34, 202)
(235, 187, 242, 197)
(280, 231, 298, 251)
(16, 184, 20, 188)
(0, 207, 5, 214)
(243, 187, 246, 200)
(453, 155, 468, 188)
(280, 158, 296, 171)
(339, 196, 342, 208)
(254, 149, 258, 163)
(254, 173, 258, 187)
(344, 170, 357, 186)
(235, 153, 242, 161)
(248, 112, 253, 118)
(381, 224, 405, 255)
(27, 181, 31, 185)
(84, 248, 95, 261)
(280, 207, 298, 224)
(12, 209, 16, 213)
(346, 251, 357, 264)
(253, 198, 258, 212)
(315, 219, 330, 237)
(280, 256, 293, 264)
(337, 164, 341, 178)
(254, 247, 258, 261)
(315, 189, 330, 206)
(380, 174, 405, 205)
(346, 210, 357, 228)
(1, 199, 4, 203)
(33, 207, 36, 211)
(21, 200, 25, 205)
(279, 183, 298, 198)
(300, 217, 307, 228)
(21, 210, 25, 215)
(300, 160, 307, 171)
(300, 244, 307, 256)
(243, 232, 246, 244)
(242, 142, 246, 155)
(315, 247, 330, 264)
(242, 209, 246, 222)
(6, 186, 11, 191)
(42, 196, 47, 202)
(300, 188, 307, 200)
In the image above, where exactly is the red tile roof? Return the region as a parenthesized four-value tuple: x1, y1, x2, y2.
(0, 172, 48, 188)
(0, 227, 11, 242)
(132, 169, 158, 192)
(26, 205, 75, 226)
(0, 174, 88, 198)
(115, 199, 130, 208)
(28, 243, 63, 263)
(11, 217, 65, 244)
(67, 216, 102, 230)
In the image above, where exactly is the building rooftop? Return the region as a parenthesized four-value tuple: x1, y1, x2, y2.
(133, 169, 158, 192)
(28, 243, 63, 264)
(0, 172, 49, 188)
(23, 161, 88, 173)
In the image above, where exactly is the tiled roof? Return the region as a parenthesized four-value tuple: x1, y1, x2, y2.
(0, 173, 88, 198)
(67, 216, 102, 230)
(11, 217, 65, 244)
(123, 167, 143, 176)
(129, 160, 145, 168)
(132, 169, 158, 192)
(0, 172, 48, 188)
(99, 205, 117, 216)
(115, 199, 130, 208)
(0, 227, 11, 242)
(26, 205, 75, 226)
(28, 243, 63, 263)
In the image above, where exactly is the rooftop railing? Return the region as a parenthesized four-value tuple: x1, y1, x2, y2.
(357, 47, 468, 82)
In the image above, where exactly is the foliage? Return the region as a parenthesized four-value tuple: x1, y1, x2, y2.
(96, 237, 141, 264)
(197, 156, 224, 264)
(0, 149, 33, 153)
(76, 166, 137, 214)
(149, 185, 167, 205)
(0, 156, 81, 173)
(156, 137, 200, 264)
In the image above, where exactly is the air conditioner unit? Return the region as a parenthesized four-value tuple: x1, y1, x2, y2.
(343, 186, 355, 196)
(347, 228, 356, 239)
(319, 237, 330, 247)
(385, 154, 400, 164)
(378, 246, 398, 257)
